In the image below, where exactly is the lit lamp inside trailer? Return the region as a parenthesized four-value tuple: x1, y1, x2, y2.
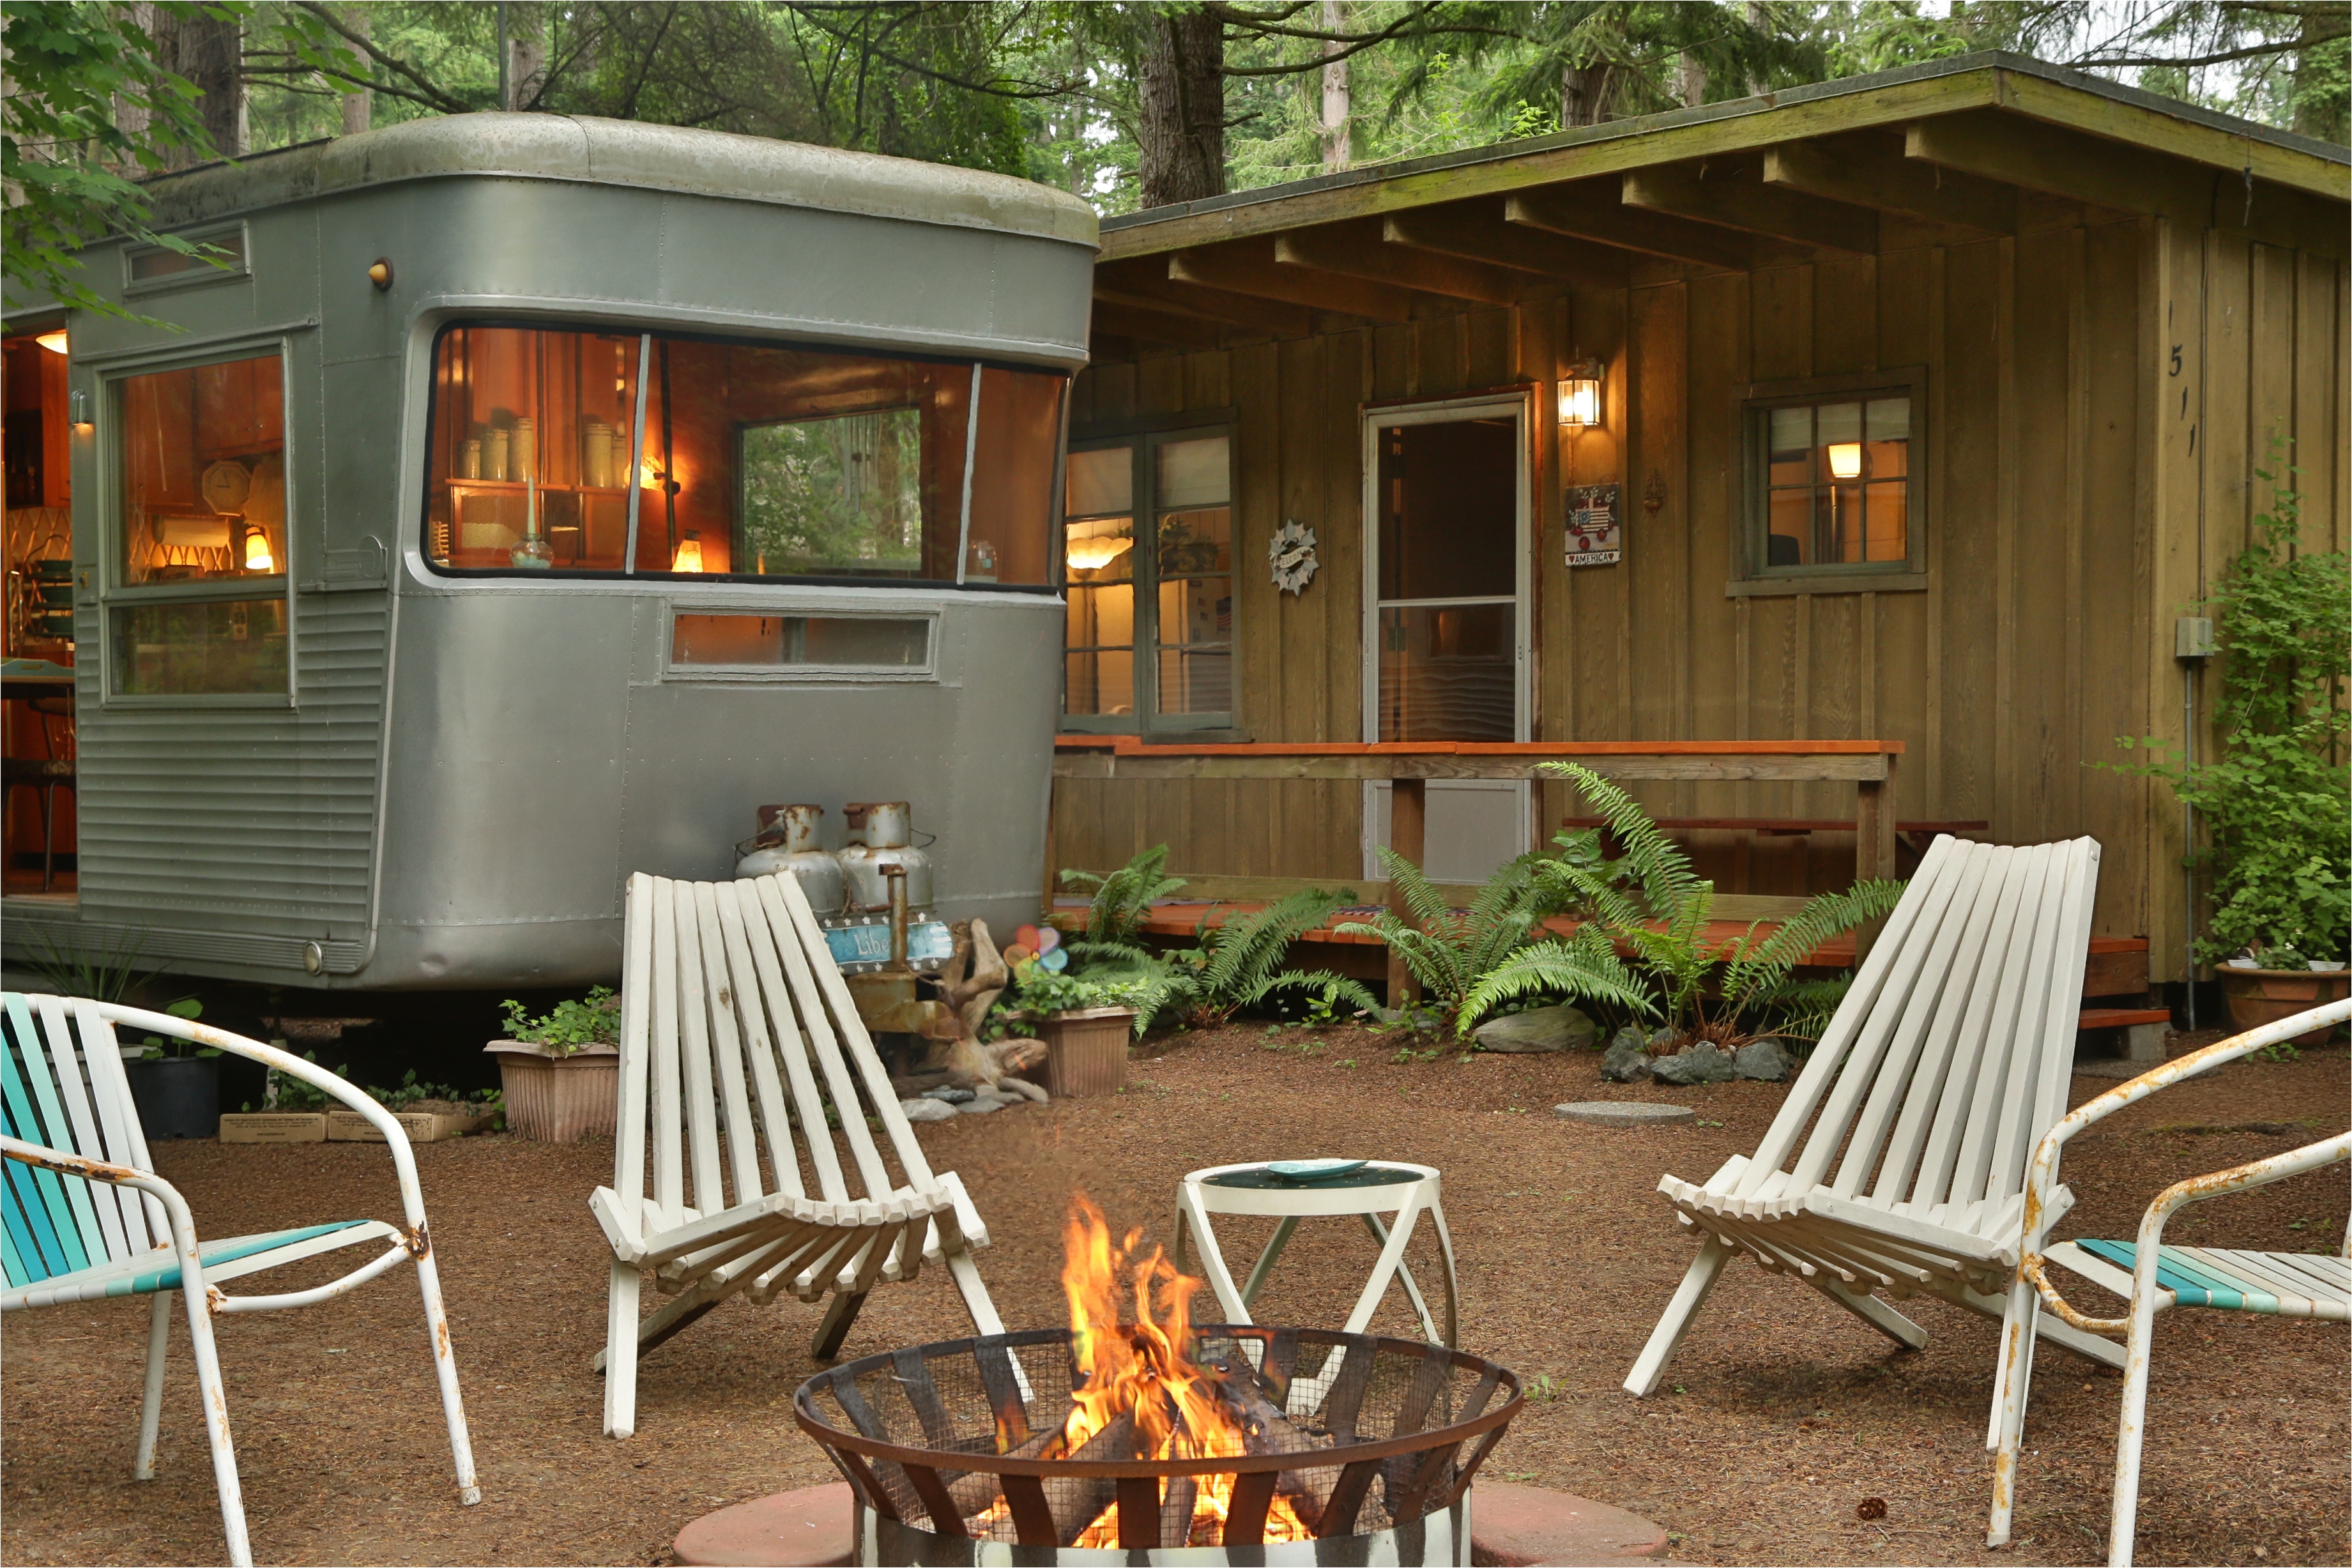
(0, 114, 1097, 991)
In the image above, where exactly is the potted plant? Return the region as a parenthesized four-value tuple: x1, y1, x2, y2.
(993, 931, 1149, 1098)
(486, 987, 622, 1140)
(2111, 438, 2349, 1050)
(124, 998, 220, 1139)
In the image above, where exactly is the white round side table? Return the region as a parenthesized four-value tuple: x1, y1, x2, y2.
(1172, 1160, 1458, 1347)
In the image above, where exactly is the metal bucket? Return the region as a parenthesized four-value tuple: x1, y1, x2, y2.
(837, 802, 932, 913)
(738, 803, 846, 918)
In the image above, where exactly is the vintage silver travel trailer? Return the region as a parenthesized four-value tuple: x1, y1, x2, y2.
(0, 115, 1096, 989)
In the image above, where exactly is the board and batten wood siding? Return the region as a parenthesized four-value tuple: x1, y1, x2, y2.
(1057, 212, 2347, 983)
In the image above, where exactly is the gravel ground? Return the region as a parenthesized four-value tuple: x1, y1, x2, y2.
(3, 1028, 2344, 1567)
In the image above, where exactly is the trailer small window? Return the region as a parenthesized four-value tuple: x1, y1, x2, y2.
(108, 349, 291, 697)
(424, 325, 1064, 588)
(669, 614, 930, 671)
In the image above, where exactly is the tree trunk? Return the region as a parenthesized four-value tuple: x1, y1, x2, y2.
(1677, 51, 1708, 109)
(153, 8, 243, 164)
(340, 5, 373, 135)
(508, 3, 546, 110)
(1320, 0, 1350, 172)
(1561, 61, 1610, 128)
(1137, 8, 1226, 208)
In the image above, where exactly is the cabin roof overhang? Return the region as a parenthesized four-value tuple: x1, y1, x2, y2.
(1089, 51, 2349, 356)
(134, 112, 1101, 250)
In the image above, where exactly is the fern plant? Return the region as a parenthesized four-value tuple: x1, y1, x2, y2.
(1136, 888, 1378, 1031)
(1462, 764, 1904, 1046)
(1336, 842, 1649, 1036)
(1060, 843, 1187, 943)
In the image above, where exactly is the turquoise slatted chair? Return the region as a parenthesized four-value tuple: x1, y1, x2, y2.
(1, 994, 484, 1567)
(1988, 998, 2352, 1567)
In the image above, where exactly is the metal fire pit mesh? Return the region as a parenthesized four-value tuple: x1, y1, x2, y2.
(793, 1326, 1522, 1551)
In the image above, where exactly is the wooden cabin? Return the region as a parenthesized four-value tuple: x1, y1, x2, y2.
(1049, 52, 2349, 993)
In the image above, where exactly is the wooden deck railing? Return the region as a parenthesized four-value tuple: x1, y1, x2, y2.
(1051, 738, 1905, 998)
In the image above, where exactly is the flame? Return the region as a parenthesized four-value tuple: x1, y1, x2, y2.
(971, 1194, 1313, 1548)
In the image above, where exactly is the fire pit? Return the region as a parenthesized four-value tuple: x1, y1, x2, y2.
(795, 1323, 1520, 1564)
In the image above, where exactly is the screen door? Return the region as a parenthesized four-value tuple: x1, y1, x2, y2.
(1361, 395, 1531, 882)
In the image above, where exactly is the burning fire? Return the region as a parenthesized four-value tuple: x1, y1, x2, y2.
(974, 1194, 1315, 1548)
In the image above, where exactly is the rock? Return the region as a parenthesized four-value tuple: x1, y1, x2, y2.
(922, 1086, 977, 1104)
(1651, 1042, 1736, 1085)
(1554, 1101, 1696, 1129)
(955, 1096, 1003, 1115)
(1732, 1038, 1794, 1082)
(899, 1098, 957, 1123)
(1600, 1028, 1656, 1083)
(996, 1078, 1050, 1104)
(1473, 1005, 1598, 1054)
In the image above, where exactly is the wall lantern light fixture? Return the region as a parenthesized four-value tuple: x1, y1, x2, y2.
(1557, 356, 1605, 429)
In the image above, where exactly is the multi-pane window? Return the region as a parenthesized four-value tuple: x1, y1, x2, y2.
(1752, 391, 1914, 574)
(1061, 430, 1232, 731)
(422, 324, 1064, 585)
(111, 350, 291, 696)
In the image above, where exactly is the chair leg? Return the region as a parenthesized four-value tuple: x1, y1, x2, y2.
(943, 1245, 1007, 1337)
(1623, 1235, 1734, 1396)
(1985, 1282, 2038, 1548)
(2108, 1287, 2162, 1568)
(411, 1249, 482, 1505)
(1803, 1272, 1930, 1351)
(811, 1288, 869, 1360)
(603, 1260, 643, 1439)
(176, 1282, 253, 1568)
(135, 1291, 171, 1479)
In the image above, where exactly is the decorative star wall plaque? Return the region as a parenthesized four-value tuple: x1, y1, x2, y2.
(1268, 518, 1319, 594)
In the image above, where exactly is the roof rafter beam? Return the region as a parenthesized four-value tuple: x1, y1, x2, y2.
(1381, 207, 1631, 291)
(1169, 239, 1418, 323)
(1762, 138, 2015, 236)
(1905, 111, 2348, 259)
(1621, 164, 1879, 254)
(1093, 270, 1314, 335)
(1091, 301, 1230, 350)
(1274, 218, 1527, 305)
(1505, 187, 1755, 273)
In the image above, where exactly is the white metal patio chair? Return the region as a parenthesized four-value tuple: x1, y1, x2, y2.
(0, 994, 480, 1568)
(593, 869, 1008, 1438)
(1624, 835, 2128, 1399)
(1987, 998, 2352, 1567)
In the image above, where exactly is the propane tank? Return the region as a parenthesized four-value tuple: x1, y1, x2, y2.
(736, 803, 846, 918)
(836, 801, 933, 914)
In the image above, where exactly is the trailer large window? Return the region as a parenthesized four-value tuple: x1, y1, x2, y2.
(424, 326, 1064, 586)
(111, 350, 290, 696)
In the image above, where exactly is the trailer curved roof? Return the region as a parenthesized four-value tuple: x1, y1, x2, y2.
(140, 112, 1100, 252)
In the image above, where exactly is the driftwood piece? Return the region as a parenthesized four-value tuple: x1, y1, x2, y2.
(933, 919, 1050, 1092)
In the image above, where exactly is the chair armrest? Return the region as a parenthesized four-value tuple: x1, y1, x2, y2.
(2020, 999, 2352, 1249)
(84, 1000, 433, 1231)
(0, 1132, 206, 1274)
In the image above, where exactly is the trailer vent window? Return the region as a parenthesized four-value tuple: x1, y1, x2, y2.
(423, 324, 1064, 588)
(669, 614, 929, 671)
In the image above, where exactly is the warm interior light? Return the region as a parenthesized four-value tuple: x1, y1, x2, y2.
(1557, 358, 1604, 427)
(1065, 533, 1133, 571)
(243, 529, 275, 573)
(34, 330, 68, 355)
(671, 532, 703, 573)
(1826, 442, 1863, 480)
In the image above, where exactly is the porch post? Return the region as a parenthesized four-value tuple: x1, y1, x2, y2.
(1854, 752, 1898, 959)
(1386, 776, 1426, 1007)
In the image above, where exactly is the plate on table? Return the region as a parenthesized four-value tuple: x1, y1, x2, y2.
(1264, 1159, 1368, 1184)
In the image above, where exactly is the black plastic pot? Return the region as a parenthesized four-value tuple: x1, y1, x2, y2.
(125, 1056, 220, 1140)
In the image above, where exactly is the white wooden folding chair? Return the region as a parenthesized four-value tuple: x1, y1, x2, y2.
(1624, 835, 2128, 1401)
(1988, 998, 2352, 1567)
(1, 994, 480, 1568)
(593, 869, 1008, 1438)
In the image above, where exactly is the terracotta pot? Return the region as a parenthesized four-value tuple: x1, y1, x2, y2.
(1039, 1007, 1136, 1098)
(484, 1040, 620, 1141)
(2217, 968, 2351, 1048)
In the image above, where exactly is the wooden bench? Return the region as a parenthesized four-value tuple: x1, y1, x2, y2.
(2078, 1006, 2173, 1063)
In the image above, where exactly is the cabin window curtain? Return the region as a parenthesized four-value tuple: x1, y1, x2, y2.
(1060, 427, 1233, 733)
